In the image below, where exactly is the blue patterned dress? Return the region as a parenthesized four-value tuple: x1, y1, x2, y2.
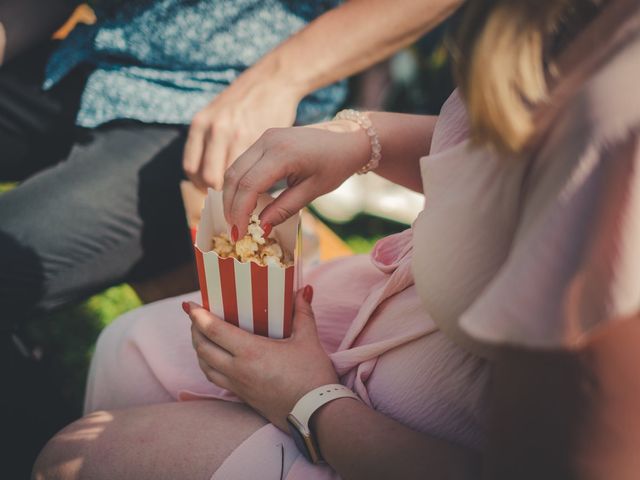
(44, 0, 346, 128)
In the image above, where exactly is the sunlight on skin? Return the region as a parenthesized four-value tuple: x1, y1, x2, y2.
(55, 411, 114, 442)
(32, 411, 114, 480)
(0, 23, 6, 65)
(37, 457, 84, 480)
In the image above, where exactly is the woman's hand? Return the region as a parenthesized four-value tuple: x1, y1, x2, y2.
(184, 286, 339, 431)
(223, 121, 370, 238)
(182, 77, 300, 191)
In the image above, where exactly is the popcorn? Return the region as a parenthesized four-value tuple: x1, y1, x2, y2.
(262, 255, 281, 267)
(260, 239, 282, 259)
(247, 214, 266, 245)
(212, 233, 234, 257)
(235, 236, 259, 262)
(211, 215, 292, 267)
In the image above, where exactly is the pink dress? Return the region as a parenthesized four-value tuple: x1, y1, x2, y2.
(85, 5, 640, 478)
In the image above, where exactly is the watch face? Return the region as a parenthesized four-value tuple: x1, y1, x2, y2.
(287, 417, 314, 463)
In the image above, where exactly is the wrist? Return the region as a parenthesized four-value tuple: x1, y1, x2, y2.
(286, 384, 359, 464)
(306, 119, 372, 173)
(333, 109, 381, 174)
(237, 56, 308, 104)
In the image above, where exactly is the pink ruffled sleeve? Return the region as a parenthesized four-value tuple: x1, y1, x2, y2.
(460, 132, 640, 352)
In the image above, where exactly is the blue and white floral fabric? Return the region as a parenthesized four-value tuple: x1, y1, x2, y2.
(44, 0, 345, 127)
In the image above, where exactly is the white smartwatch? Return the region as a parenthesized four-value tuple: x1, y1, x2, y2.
(286, 384, 360, 464)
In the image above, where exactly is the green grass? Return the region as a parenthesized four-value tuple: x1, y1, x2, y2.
(344, 234, 383, 254)
(26, 284, 141, 412)
(0, 182, 16, 193)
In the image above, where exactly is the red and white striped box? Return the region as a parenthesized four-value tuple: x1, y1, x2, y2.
(194, 190, 301, 339)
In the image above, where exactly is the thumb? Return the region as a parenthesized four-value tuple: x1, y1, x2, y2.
(292, 285, 317, 338)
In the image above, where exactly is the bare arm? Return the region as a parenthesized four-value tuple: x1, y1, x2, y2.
(0, 0, 79, 65)
(313, 396, 480, 479)
(312, 111, 437, 192)
(183, 0, 462, 190)
(239, 0, 462, 101)
(364, 111, 438, 192)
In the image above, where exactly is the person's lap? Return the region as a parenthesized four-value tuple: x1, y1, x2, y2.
(68, 249, 486, 479)
(0, 122, 193, 328)
(50, 256, 376, 479)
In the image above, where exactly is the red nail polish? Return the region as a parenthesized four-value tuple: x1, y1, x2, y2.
(231, 224, 239, 242)
(262, 222, 272, 237)
(303, 285, 314, 303)
(181, 301, 191, 314)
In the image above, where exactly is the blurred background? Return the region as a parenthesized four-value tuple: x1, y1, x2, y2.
(0, 2, 455, 465)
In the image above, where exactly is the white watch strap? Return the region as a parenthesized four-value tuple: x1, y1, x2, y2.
(290, 384, 359, 434)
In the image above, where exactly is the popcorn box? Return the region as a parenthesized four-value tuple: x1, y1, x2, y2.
(194, 189, 301, 339)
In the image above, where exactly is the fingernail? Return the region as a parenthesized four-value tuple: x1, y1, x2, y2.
(181, 301, 191, 314)
(262, 222, 272, 237)
(303, 285, 314, 303)
(231, 224, 239, 242)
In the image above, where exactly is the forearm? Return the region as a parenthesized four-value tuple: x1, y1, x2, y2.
(313, 398, 479, 479)
(321, 111, 436, 191)
(0, 0, 79, 65)
(367, 111, 437, 192)
(234, 0, 462, 101)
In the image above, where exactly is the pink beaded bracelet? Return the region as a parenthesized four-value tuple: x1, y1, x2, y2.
(333, 109, 381, 174)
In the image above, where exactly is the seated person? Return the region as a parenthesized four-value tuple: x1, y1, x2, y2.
(34, 0, 640, 478)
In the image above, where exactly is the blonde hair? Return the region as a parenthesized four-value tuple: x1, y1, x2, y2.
(452, 0, 597, 153)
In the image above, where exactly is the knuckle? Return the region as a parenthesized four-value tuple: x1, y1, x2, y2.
(234, 365, 253, 386)
(211, 120, 230, 136)
(193, 340, 206, 358)
(223, 167, 238, 185)
(202, 171, 219, 188)
(204, 320, 218, 341)
(240, 343, 262, 363)
(237, 173, 256, 192)
(191, 112, 208, 130)
(183, 162, 198, 175)
(261, 127, 279, 140)
(197, 358, 209, 374)
(272, 204, 296, 222)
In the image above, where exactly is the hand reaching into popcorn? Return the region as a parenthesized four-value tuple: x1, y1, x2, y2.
(222, 122, 370, 239)
(222, 113, 433, 238)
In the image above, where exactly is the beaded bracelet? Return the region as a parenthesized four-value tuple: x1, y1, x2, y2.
(333, 109, 381, 174)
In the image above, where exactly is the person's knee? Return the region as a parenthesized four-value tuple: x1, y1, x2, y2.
(83, 310, 173, 414)
(83, 318, 130, 413)
(90, 312, 136, 374)
(32, 411, 112, 480)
